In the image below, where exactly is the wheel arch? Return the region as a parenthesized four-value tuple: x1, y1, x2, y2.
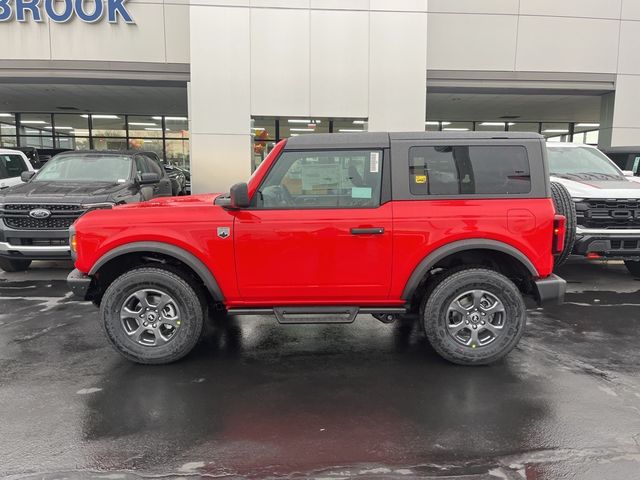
(89, 241, 224, 303)
(401, 239, 539, 302)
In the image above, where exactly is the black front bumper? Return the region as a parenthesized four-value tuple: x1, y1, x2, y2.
(573, 232, 640, 259)
(0, 223, 71, 261)
(67, 268, 92, 300)
(534, 274, 566, 306)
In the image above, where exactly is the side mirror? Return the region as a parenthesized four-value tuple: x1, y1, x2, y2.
(21, 171, 35, 182)
(622, 170, 634, 177)
(138, 172, 161, 185)
(229, 182, 250, 209)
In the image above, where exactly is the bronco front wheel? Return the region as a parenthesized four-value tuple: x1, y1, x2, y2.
(100, 266, 204, 364)
(422, 268, 526, 365)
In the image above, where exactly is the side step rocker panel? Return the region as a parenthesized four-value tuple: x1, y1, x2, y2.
(227, 306, 407, 324)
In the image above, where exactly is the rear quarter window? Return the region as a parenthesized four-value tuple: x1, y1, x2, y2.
(409, 145, 531, 196)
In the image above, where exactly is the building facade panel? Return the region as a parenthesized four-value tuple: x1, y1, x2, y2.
(0, 19, 51, 60)
(309, 9, 369, 118)
(368, 10, 427, 132)
(515, 16, 620, 73)
(427, 13, 518, 71)
(428, 0, 519, 15)
(165, 4, 191, 64)
(249, 7, 310, 116)
(519, 0, 622, 20)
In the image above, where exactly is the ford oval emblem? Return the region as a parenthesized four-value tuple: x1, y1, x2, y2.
(29, 208, 52, 219)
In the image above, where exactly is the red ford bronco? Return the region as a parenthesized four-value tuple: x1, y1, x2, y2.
(68, 132, 567, 365)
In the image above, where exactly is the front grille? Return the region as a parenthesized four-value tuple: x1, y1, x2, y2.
(610, 239, 640, 250)
(4, 217, 76, 230)
(0, 203, 85, 230)
(575, 199, 640, 229)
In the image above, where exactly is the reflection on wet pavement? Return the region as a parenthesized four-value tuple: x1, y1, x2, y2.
(1, 260, 639, 479)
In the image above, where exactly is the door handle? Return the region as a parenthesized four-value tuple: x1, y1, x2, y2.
(350, 227, 385, 235)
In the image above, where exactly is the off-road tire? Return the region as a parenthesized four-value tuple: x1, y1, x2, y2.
(624, 260, 640, 277)
(422, 268, 526, 366)
(550, 181, 576, 267)
(100, 266, 205, 364)
(0, 258, 32, 272)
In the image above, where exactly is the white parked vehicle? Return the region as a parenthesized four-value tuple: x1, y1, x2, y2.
(546, 143, 640, 277)
(0, 149, 34, 190)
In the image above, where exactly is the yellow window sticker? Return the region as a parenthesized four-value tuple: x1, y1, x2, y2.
(415, 175, 427, 184)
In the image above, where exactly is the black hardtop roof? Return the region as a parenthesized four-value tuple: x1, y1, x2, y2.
(283, 131, 543, 150)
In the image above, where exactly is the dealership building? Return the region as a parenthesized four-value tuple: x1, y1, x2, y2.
(1, 0, 640, 193)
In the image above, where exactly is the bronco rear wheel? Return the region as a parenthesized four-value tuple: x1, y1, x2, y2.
(100, 266, 204, 364)
(422, 268, 526, 366)
(0, 258, 32, 272)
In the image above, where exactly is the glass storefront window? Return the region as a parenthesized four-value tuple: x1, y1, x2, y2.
(509, 122, 540, 133)
(52, 114, 90, 150)
(573, 123, 599, 145)
(55, 136, 89, 150)
(129, 138, 164, 158)
(165, 139, 190, 169)
(93, 138, 128, 150)
(333, 118, 368, 133)
(425, 121, 442, 132)
(442, 121, 473, 132)
(475, 121, 508, 132)
(542, 122, 570, 141)
(129, 115, 163, 138)
(90, 114, 126, 137)
(0, 136, 17, 148)
(280, 118, 329, 138)
(0, 113, 16, 136)
(21, 136, 54, 148)
(161, 116, 189, 139)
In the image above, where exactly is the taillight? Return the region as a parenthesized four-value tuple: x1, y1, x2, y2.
(552, 215, 566, 255)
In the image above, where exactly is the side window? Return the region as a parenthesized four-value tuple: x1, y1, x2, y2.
(134, 156, 149, 176)
(256, 150, 383, 209)
(409, 145, 531, 195)
(0, 155, 28, 180)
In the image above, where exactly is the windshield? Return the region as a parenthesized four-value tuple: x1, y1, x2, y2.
(33, 154, 132, 183)
(547, 146, 624, 180)
(0, 154, 28, 180)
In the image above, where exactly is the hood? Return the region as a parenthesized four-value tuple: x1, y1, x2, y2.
(0, 181, 129, 204)
(550, 175, 640, 199)
(116, 193, 220, 209)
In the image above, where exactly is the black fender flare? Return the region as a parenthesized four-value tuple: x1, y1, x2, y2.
(401, 239, 539, 301)
(89, 241, 224, 302)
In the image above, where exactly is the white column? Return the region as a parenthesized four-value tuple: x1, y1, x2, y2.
(368, 5, 428, 132)
(599, 75, 640, 147)
(189, 5, 252, 194)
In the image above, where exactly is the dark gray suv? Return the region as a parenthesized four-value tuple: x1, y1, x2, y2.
(0, 150, 172, 272)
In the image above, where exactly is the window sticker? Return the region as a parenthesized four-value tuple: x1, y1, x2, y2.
(370, 151, 380, 173)
(415, 175, 427, 184)
(352, 187, 372, 199)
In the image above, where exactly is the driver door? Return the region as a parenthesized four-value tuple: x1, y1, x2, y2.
(233, 149, 392, 303)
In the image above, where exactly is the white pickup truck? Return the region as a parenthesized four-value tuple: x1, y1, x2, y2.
(0, 149, 35, 191)
(547, 143, 640, 277)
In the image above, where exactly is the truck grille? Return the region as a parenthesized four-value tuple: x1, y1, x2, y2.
(1, 204, 85, 231)
(575, 199, 640, 229)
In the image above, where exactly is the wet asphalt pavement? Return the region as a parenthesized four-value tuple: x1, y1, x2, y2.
(1, 260, 640, 480)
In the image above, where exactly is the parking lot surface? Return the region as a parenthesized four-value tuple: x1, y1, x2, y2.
(1, 260, 640, 480)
